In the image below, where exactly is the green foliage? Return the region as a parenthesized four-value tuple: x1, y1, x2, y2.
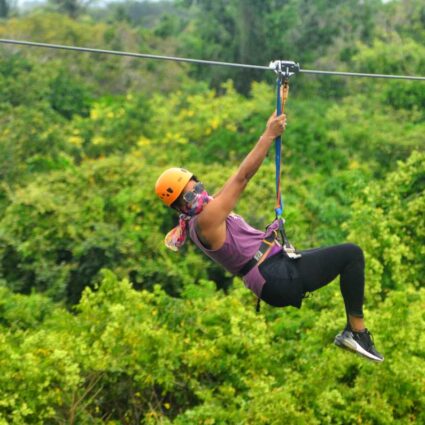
(70, 92, 152, 158)
(325, 95, 425, 176)
(352, 38, 425, 77)
(0, 12, 188, 95)
(345, 151, 425, 304)
(382, 0, 425, 45)
(0, 4, 424, 423)
(174, 0, 383, 94)
(48, 0, 86, 19)
(0, 102, 74, 186)
(0, 287, 54, 330)
(346, 37, 425, 114)
(0, 271, 423, 423)
(0, 53, 46, 108)
(0, 76, 423, 304)
(0, 53, 88, 191)
(0, 155, 237, 303)
(48, 69, 92, 119)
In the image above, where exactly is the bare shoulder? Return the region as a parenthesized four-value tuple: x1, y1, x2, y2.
(195, 172, 246, 250)
(196, 203, 227, 250)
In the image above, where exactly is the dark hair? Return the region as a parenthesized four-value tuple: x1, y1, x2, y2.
(170, 175, 199, 211)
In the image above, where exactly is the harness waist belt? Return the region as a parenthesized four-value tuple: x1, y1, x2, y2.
(237, 231, 278, 277)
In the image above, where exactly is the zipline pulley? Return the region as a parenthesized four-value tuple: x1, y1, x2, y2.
(269, 60, 300, 81)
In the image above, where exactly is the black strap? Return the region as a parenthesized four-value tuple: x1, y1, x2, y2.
(277, 218, 302, 259)
(237, 231, 277, 277)
(256, 297, 261, 313)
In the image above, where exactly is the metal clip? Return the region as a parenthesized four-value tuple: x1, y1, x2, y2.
(269, 60, 300, 80)
(283, 245, 302, 259)
(277, 217, 302, 259)
(254, 250, 262, 261)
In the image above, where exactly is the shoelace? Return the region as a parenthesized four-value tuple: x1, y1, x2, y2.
(354, 329, 374, 350)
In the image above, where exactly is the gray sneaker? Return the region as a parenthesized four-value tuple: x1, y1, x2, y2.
(334, 326, 384, 362)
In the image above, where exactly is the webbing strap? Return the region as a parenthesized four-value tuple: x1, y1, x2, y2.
(256, 75, 298, 315)
(273, 76, 301, 260)
(275, 77, 283, 218)
(275, 77, 289, 218)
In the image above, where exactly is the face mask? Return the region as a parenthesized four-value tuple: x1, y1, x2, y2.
(180, 190, 211, 217)
(165, 189, 213, 251)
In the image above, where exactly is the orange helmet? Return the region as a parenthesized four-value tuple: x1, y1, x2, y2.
(155, 168, 193, 206)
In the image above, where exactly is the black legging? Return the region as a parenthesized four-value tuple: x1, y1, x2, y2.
(259, 243, 365, 317)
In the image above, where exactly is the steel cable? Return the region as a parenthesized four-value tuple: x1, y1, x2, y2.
(1, 39, 425, 81)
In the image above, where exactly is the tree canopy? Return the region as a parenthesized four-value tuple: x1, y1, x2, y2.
(0, 1, 424, 423)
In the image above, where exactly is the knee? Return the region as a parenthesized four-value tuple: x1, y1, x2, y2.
(344, 243, 365, 265)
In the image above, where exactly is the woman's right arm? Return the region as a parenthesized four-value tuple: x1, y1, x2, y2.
(199, 112, 286, 229)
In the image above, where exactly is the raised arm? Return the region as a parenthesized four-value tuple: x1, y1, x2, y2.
(197, 112, 287, 241)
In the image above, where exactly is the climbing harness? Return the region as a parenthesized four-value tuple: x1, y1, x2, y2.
(237, 230, 278, 278)
(270, 61, 302, 260)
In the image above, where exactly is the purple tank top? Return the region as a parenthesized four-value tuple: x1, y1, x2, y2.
(188, 213, 281, 297)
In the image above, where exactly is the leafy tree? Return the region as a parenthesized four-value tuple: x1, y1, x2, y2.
(382, 0, 425, 45)
(0, 76, 422, 303)
(93, 0, 181, 29)
(174, 0, 383, 93)
(0, 4, 423, 423)
(0, 103, 75, 185)
(0, 52, 48, 109)
(48, 0, 96, 19)
(0, 12, 188, 95)
(0, 53, 89, 191)
(345, 151, 425, 304)
(0, 0, 10, 18)
(0, 155, 220, 303)
(48, 69, 92, 119)
(0, 270, 423, 423)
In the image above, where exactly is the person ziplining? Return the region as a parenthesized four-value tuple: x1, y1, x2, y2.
(5, 41, 420, 363)
(155, 65, 384, 362)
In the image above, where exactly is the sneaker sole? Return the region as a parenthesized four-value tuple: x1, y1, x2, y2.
(334, 335, 384, 362)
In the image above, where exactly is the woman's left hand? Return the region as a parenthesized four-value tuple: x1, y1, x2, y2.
(265, 112, 287, 139)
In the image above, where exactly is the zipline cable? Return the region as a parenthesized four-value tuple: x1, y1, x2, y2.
(299, 69, 425, 80)
(0, 39, 270, 71)
(1, 39, 425, 81)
